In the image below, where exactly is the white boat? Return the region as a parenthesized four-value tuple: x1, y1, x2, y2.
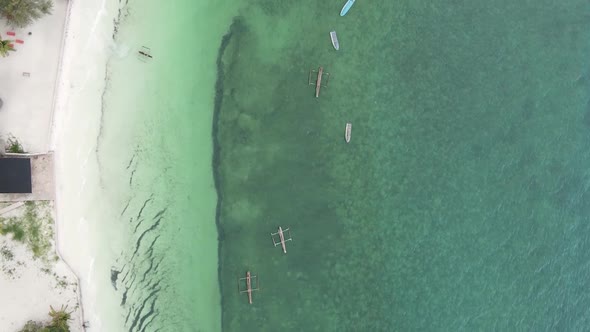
(345, 123, 352, 143)
(330, 31, 339, 50)
(340, 0, 356, 16)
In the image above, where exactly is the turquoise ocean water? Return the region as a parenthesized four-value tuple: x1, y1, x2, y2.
(214, 0, 590, 331)
(96, 0, 590, 330)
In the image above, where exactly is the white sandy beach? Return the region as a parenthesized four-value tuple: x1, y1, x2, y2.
(0, 0, 125, 330)
(0, 0, 87, 330)
(51, 0, 127, 330)
(0, 202, 82, 331)
(0, 0, 67, 153)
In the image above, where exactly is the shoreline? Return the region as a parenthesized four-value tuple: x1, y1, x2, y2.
(48, 0, 86, 329)
(51, 0, 121, 330)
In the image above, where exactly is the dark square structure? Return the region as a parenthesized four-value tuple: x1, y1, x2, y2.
(0, 158, 32, 193)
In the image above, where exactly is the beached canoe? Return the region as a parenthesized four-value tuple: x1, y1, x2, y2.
(330, 31, 340, 50)
(340, 0, 356, 16)
(345, 123, 352, 143)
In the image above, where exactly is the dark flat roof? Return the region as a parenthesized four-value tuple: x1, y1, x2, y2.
(0, 158, 32, 193)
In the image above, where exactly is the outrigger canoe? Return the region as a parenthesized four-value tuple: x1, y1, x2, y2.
(330, 31, 340, 50)
(340, 0, 356, 16)
(345, 123, 352, 143)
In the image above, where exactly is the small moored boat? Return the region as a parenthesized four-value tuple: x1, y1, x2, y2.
(345, 123, 352, 143)
(340, 0, 356, 16)
(330, 31, 340, 50)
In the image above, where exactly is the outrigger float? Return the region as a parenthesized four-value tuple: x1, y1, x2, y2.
(271, 226, 292, 254)
(308, 67, 330, 98)
(238, 271, 259, 304)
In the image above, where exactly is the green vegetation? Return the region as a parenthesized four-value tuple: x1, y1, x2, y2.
(19, 321, 43, 332)
(0, 0, 53, 29)
(47, 305, 72, 331)
(24, 202, 52, 258)
(0, 35, 15, 57)
(0, 245, 14, 260)
(0, 202, 53, 260)
(55, 275, 68, 289)
(19, 305, 72, 332)
(0, 217, 25, 240)
(5, 135, 25, 153)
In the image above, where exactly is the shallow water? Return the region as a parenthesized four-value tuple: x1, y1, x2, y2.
(96, 1, 237, 329)
(57, 0, 237, 330)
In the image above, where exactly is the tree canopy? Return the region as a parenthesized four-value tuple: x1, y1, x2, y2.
(0, 0, 53, 28)
(18, 305, 72, 332)
(0, 36, 15, 57)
